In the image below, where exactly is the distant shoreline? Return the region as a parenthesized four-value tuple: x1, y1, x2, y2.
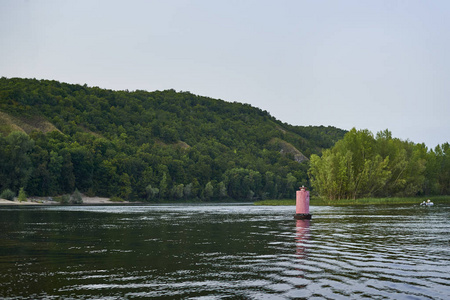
(3, 196, 449, 206)
(0, 196, 129, 206)
(254, 196, 450, 206)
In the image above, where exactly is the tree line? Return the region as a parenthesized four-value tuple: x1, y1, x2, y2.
(309, 128, 450, 200)
(0, 130, 310, 201)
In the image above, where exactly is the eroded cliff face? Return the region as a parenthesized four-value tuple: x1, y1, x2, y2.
(270, 137, 309, 163)
(0, 110, 60, 136)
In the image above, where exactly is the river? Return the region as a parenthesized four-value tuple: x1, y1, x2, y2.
(0, 204, 449, 299)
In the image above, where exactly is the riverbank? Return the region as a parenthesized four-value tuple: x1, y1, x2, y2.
(254, 195, 450, 206)
(0, 196, 128, 205)
(0, 198, 40, 205)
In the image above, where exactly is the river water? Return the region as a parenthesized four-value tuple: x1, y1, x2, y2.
(0, 204, 449, 299)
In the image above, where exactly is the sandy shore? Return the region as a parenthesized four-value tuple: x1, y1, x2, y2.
(0, 198, 40, 205)
(0, 196, 126, 205)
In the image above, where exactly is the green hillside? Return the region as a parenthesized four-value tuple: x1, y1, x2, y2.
(0, 77, 346, 201)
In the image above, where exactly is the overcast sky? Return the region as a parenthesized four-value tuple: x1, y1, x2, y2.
(1, 0, 449, 149)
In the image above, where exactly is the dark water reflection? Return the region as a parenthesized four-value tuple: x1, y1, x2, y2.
(0, 204, 449, 299)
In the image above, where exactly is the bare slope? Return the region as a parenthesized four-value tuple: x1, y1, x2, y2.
(0, 110, 59, 135)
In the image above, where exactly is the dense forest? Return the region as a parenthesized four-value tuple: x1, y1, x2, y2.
(0, 77, 346, 202)
(309, 128, 450, 200)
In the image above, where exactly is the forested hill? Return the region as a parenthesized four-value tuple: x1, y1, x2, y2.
(0, 77, 346, 201)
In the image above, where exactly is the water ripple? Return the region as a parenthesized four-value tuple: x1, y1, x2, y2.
(1, 204, 449, 299)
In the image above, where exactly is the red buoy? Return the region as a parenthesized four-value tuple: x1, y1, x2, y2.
(294, 186, 312, 220)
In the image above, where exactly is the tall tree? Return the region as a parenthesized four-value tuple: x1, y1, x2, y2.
(0, 132, 34, 193)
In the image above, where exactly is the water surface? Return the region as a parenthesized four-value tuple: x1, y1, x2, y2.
(0, 204, 449, 299)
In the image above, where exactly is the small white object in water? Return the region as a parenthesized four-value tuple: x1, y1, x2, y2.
(423, 199, 434, 206)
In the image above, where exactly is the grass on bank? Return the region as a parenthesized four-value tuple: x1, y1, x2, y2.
(254, 195, 450, 206)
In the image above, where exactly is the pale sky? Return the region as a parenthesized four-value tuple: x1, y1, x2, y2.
(1, 0, 449, 149)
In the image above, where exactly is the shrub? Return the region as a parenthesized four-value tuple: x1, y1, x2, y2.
(70, 189, 83, 204)
(85, 188, 96, 197)
(18, 187, 27, 202)
(1, 189, 16, 201)
(110, 196, 124, 202)
(60, 195, 70, 204)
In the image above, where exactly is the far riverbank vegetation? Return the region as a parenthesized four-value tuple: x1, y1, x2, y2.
(306, 128, 449, 204)
(0, 78, 449, 204)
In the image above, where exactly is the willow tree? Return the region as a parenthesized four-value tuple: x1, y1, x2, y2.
(308, 148, 355, 200)
(309, 128, 391, 200)
(426, 143, 450, 195)
(374, 130, 427, 197)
